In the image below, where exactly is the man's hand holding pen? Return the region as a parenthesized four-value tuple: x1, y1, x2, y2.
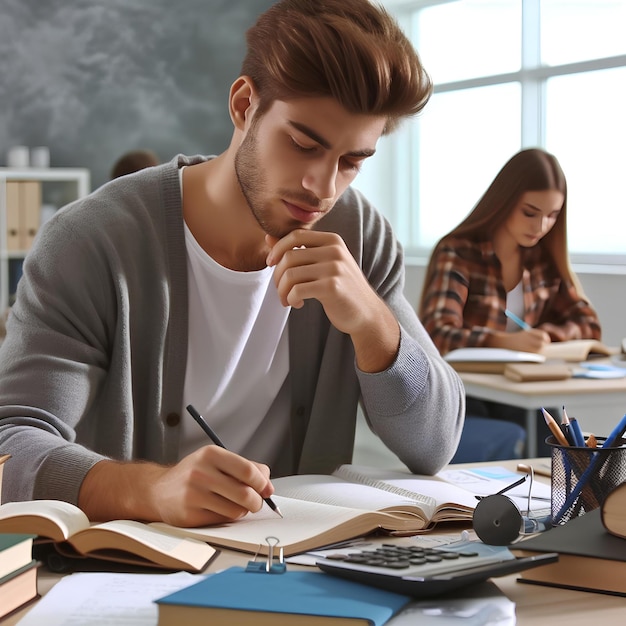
(148, 444, 278, 527)
(78, 446, 277, 527)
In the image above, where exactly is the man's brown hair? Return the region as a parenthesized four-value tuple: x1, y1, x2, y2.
(242, 0, 432, 133)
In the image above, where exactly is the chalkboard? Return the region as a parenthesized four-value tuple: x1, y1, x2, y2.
(0, 0, 274, 188)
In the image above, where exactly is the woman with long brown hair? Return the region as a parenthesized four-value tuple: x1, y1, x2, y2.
(419, 148, 601, 457)
(420, 147, 600, 355)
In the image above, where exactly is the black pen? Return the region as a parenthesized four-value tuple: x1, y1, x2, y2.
(185, 404, 283, 518)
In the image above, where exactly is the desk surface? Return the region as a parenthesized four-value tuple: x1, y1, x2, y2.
(460, 370, 626, 402)
(460, 371, 626, 457)
(6, 459, 626, 626)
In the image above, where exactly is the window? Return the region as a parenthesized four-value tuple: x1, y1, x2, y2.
(353, 0, 626, 263)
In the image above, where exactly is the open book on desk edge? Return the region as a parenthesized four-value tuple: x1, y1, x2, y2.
(444, 348, 545, 373)
(152, 464, 478, 557)
(445, 341, 618, 374)
(0, 500, 217, 572)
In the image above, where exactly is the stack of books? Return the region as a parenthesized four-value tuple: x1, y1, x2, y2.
(0, 533, 39, 620)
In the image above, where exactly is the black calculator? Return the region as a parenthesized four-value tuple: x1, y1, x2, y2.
(316, 541, 558, 597)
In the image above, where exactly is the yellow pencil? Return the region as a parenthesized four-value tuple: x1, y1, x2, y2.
(541, 407, 570, 446)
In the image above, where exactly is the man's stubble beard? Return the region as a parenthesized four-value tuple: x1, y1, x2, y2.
(234, 125, 295, 240)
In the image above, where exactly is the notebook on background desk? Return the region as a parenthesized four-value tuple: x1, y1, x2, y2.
(445, 341, 618, 375)
(444, 348, 545, 374)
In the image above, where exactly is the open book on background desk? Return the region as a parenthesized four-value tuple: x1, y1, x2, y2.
(541, 339, 617, 361)
(153, 465, 478, 557)
(0, 500, 216, 572)
(445, 340, 617, 374)
(444, 348, 545, 373)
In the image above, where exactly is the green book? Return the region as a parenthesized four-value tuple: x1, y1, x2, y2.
(0, 533, 35, 580)
(155, 566, 411, 625)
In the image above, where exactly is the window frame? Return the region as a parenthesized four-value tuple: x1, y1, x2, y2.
(366, 0, 626, 267)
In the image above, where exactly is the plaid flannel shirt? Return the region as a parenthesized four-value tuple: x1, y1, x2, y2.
(419, 237, 601, 355)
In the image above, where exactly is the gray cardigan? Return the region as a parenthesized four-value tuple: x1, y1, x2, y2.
(0, 155, 464, 505)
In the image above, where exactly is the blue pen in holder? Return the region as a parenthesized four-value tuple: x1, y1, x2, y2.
(549, 435, 626, 525)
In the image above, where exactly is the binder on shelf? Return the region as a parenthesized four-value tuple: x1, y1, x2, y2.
(21, 181, 42, 250)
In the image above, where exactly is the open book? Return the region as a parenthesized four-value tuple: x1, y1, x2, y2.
(444, 348, 545, 373)
(445, 341, 617, 374)
(0, 500, 216, 572)
(541, 339, 617, 362)
(152, 465, 477, 557)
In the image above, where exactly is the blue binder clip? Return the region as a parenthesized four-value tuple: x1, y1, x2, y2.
(246, 536, 287, 574)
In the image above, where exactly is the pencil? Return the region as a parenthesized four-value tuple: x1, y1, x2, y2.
(569, 417, 586, 447)
(517, 462, 551, 478)
(560, 405, 576, 445)
(186, 404, 283, 518)
(504, 309, 532, 331)
(541, 407, 570, 446)
(602, 413, 626, 448)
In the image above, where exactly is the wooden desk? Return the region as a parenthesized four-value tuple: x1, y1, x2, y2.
(6, 460, 626, 625)
(460, 371, 626, 456)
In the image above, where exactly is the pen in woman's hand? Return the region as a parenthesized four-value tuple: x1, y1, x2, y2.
(504, 308, 532, 331)
(185, 404, 283, 518)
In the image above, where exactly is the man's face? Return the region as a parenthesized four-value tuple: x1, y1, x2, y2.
(234, 97, 387, 238)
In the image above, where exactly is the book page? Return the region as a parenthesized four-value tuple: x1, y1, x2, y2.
(438, 466, 552, 514)
(273, 474, 431, 518)
(0, 499, 89, 541)
(542, 340, 616, 361)
(385, 581, 516, 626)
(151, 495, 422, 556)
(69, 520, 216, 570)
(333, 465, 477, 513)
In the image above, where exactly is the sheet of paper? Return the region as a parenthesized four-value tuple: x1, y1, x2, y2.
(385, 581, 515, 625)
(438, 466, 552, 514)
(16, 571, 202, 626)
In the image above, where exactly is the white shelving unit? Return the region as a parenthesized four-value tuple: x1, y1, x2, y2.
(0, 167, 90, 311)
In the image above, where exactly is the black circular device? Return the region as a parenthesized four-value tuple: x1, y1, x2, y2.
(472, 494, 524, 545)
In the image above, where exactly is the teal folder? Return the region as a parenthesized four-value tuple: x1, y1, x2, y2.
(155, 566, 411, 625)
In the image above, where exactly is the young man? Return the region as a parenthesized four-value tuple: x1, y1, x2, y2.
(0, 0, 464, 527)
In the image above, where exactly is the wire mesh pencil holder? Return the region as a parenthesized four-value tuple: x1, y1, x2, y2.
(548, 435, 626, 525)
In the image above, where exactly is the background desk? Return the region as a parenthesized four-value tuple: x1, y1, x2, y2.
(6, 459, 626, 626)
(459, 372, 626, 457)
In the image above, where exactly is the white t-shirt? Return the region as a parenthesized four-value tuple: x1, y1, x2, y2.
(178, 169, 290, 461)
(506, 281, 525, 332)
